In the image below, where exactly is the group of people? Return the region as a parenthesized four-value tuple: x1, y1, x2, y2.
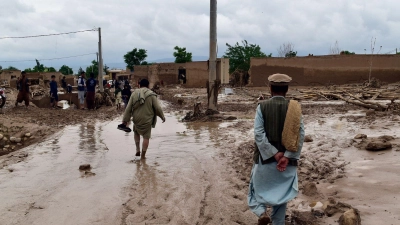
(76, 71, 97, 110)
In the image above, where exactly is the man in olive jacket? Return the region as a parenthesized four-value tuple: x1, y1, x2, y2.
(121, 79, 165, 159)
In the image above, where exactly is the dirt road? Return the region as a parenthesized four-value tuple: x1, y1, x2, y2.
(0, 115, 256, 225)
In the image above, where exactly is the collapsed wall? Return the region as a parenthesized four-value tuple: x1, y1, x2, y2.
(249, 55, 400, 86)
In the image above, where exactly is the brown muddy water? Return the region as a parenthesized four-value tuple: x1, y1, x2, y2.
(0, 114, 254, 225)
(303, 110, 400, 225)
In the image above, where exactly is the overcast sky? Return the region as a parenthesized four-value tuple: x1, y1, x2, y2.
(1, 0, 399, 73)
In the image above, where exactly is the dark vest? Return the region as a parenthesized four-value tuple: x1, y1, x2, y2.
(253, 97, 289, 164)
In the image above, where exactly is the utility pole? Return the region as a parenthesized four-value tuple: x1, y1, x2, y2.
(98, 27, 104, 92)
(208, 0, 218, 110)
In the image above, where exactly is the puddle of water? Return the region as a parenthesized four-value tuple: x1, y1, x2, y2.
(305, 113, 400, 224)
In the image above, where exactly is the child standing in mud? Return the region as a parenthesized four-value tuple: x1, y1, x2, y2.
(248, 73, 305, 225)
(115, 86, 122, 110)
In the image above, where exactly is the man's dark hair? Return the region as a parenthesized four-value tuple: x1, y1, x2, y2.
(21, 71, 26, 75)
(90, 72, 95, 78)
(139, 79, 149, 88)
(271, 85, 288, 94)
(51, 75, 56, 78)
(81, 71, 85, 75)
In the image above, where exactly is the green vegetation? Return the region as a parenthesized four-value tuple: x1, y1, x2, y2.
(223, 40, 270, 73)
(173, 46, 193, 63)
(2, 66, 19, 71)
(285, 51, 297, 58)
(340, 50, 355, 55)
(59, 65, 73, 75)
(24, 59, 57, 72)
(124, 48, 148, 71)
(85, 60, 98, 77)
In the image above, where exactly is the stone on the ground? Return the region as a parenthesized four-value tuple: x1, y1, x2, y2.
(365, 140, 392, 151)
(378, 135, 394, 141)
(292, 210, 318, 225)
(365, 110, 375, 116)
(14, 138, 21, 143)
(354, 134, 367, 139)
(79, 164, 91, 170)
(324, 201, 352, 217)
(25, 133, 31, 137)
(10, 137, 16, 142)
(0, 134, 3, 140)
(304, 135, 313, 142)
(224, 116, 237, 121)
(338, 208, 361, 225)
(302, 182, 318, 196)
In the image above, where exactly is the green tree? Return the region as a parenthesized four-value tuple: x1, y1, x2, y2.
(46, 67, 57, 72)
(285, 51, 297, 58)
(33, 59, 45, 72)
(78, 67, 84, 75)
(173, 46, 192, 63)
(124, 48, 148, 71)
(85, 60, 99, 78)
(103, 64, 110, 74)
(223, 40, 270, 73)
(59, 65, 74, 75)
(4, 66, 19, 70)
(340, 50, 355, 55)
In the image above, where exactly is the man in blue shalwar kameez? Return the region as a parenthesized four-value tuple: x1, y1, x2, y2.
(248, 73, 305, 225)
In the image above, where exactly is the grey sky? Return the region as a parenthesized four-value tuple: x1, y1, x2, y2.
(1, 0, 399, 72)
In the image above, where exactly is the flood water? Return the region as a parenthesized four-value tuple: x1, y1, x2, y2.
(0, 114, 244, 225)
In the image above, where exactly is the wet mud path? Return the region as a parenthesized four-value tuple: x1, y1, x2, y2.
(0, 114, 255, 225)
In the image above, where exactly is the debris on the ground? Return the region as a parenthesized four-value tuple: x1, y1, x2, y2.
(304, 135, 314, 142)
(365, 140, 392, 151)
(338, 208, 361, 225)
(79, 164, 91, 171)
(302, 182, 318, 196)
(354, 134, 367, 139)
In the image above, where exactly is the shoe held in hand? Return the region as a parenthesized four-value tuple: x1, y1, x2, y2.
(117, 124, 132, 133)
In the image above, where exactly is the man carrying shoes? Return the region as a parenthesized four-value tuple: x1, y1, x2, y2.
(119, 79, 165, 159)
(248, 73, 305, 225)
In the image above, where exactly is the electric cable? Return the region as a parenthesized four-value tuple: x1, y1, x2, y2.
(0, 29, 97, 40)
(0, 53, 97, 63)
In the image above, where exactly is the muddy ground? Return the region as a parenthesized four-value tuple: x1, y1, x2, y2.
(0, 84, 400, 224)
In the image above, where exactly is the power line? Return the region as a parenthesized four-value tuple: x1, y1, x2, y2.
(0, 53, 97, 63)
(0, 28, 97, 40)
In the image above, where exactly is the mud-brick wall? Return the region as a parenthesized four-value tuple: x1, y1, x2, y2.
(249, 55, 400, 86)
(157, 63, 185, 86)
(185, 61, 209, 88)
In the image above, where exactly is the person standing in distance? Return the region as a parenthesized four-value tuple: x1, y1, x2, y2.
(86, 72, 97, 110)
(49, 75, 59, 108)
(15, 71, 30, 108)
(61, 76, 67, 93)
(77, 71, 86, 110)
(248, 73, 305, 225)
(120, 79, 165, 159)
